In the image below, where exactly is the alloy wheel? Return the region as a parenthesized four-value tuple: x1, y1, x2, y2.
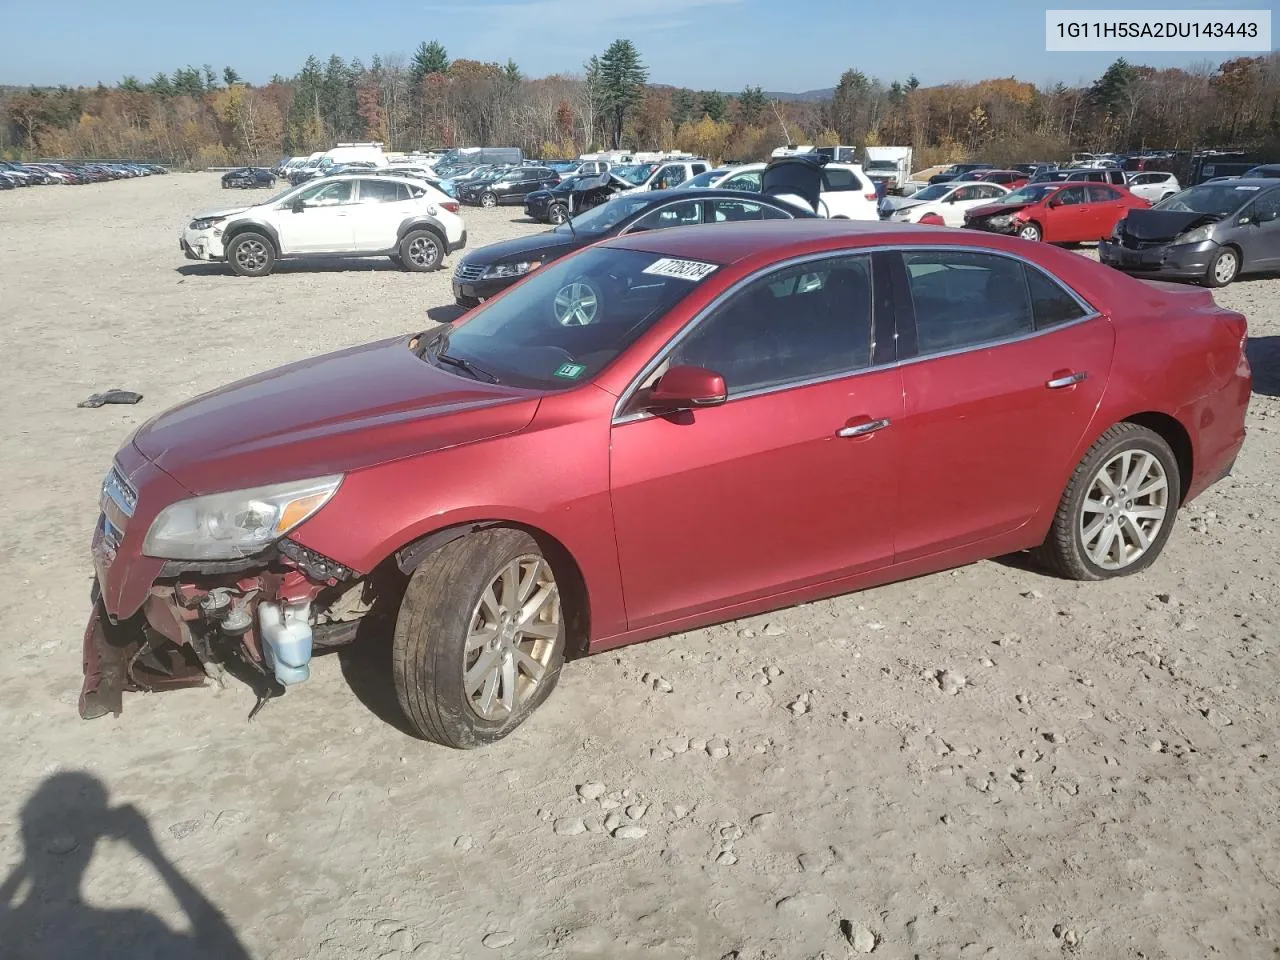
(234, 239, 268, 271)
(481, 193, 497, 208)
(463, 556, 561, 721)
(408, 235, 439, 268)
(1018, 224, 1041, 241)
(553, 282, 598, 326)
(1079, 449, 1169, 570)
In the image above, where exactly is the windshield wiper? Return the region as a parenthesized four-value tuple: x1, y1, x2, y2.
(435, 351, 500, 383)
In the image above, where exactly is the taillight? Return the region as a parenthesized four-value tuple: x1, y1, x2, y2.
(864, 192, 878, 201)
(441, 201, 460, 213)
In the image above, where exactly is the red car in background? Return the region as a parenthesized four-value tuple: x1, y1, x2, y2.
(81, 220, 1250, 748)
(964, 169, 1029, 190)
(964, 182, 1150, 243)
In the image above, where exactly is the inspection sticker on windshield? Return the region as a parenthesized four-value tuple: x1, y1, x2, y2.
(642, 257, 719, 281)
(553, 362, 586, 380)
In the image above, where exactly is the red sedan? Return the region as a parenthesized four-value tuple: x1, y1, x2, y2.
(82, 221, 1251, 747)
(964, 182, 1150, 243)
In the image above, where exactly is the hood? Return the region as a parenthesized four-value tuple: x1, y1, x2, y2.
(887, 197, 929, 214)
(966, 200, 1035, 219)
(460, 232, 578, 267)
(1119, 208, 1224, 241)
(131, 335, 540, 495)
(193, 205, 253, 220)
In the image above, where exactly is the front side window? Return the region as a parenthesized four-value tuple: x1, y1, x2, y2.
(653, 165, 687, 187)
(1055, 186, 1089, 206)
(627, 199, 704, 232)
(669, 255, 873, 396)
(297, 180, 354, 205)
(902, 250, 1034, 354)
(425, 247, 721, 390)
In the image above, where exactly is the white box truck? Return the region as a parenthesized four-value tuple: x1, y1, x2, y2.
(864, 146, 915, 195)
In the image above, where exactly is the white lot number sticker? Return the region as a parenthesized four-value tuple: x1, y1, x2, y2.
(642, 257, 719, 281)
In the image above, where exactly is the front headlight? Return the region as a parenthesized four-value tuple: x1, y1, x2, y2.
(189, 216, 227, 231)
(142, 475, 342, 560)
(1175, 225, 1213, 245)
(987, 214, 1013, 228)
(482, 261, 540, 279)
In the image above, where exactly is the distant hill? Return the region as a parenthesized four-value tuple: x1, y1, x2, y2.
(765, 88, 835, 102)
(649, 82, 835, 102)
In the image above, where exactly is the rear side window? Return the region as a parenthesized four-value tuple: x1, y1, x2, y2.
(1087, 185, 1118, 203)
(358, 179, 405, 203)
(627, 199, 704, 232)
(1025, 267, 1089, 329)
(711, 199, 793, 221)
(821, 168, 863, 192)
(721, 171, 762, 192)
(901, 250, 1033, 354)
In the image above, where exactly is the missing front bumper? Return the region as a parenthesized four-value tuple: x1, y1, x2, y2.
(79, 599, 208, 720)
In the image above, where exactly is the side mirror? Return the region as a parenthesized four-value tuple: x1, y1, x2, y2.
(291, 199, 306, 213)
(643, 365, 727, 412)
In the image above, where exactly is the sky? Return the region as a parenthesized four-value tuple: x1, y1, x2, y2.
(0, 0, 1269, 92)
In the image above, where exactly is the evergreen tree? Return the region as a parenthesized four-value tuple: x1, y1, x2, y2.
(700, 90, 727, 122)
(737, 85, 767, 125)
(119, 76, 142, 92)
(149, 72, 172, 96)
(411, 40, 450, 83)
(222, 66, 243, 87)
(597, 38, 648, 148)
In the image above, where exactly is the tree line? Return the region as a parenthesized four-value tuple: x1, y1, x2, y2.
(2, 41, 1278, 169)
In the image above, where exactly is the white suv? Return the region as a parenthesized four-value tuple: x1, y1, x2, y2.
(715, 162, 880, 220)
(181, 175, 467, 277)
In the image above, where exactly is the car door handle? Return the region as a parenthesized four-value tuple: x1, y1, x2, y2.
(837, 418, 892, 438)
(1046, 371, 1088, 389)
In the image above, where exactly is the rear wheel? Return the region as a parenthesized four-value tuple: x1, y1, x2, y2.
(480, 192, 497, 208)
(398, 230, 443, 272)
(1204, 247, 1239, 288)
(1035, 423, 1179, 581)
(226, 232, 275, 277)
(1017, 222, 1042, 242)
(393, 529, 565, 747)
(548, 204, 568, 224)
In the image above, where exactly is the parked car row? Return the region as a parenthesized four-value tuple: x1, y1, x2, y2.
(0, 160, 166, 189)
(221, 167, 277, 189)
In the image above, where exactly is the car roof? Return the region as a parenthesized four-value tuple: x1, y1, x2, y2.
(602, 218, 986, 265)
(640, 187, 814, 209)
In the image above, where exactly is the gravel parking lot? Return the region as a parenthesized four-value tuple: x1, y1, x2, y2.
(2, 172, 1278, 960)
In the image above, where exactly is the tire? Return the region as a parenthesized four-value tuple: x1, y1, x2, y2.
(1017, 222, 1042, 242)
(479, 192, 497, 208)
(398, 230, 443, 272)
(225, 231, 276, 277)
(1204, 247, 1239, 288)
(1035, 423, 1180, 581)
(548, 204, 568, 225)
(393, 529, 566, 747)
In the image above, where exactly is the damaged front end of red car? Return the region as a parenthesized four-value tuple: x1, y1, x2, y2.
(81, 451, 375, 720)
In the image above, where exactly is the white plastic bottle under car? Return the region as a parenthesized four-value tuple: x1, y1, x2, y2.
(258, 602, 314, 685)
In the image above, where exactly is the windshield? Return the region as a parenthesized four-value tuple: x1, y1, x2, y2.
(1154, 183, 1259, 215)
(910, 184, 953, 202)
(422, 247, 721, 390)
(613, 163, 659, 185)
(865, 160, 901, 171)
(552, 194, 655, 235)
(994, 184, 1059, 205)
(1244, 166, 1280, 178)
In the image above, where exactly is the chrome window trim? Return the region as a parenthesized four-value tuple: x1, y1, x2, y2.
(610, 242, 1100, 426)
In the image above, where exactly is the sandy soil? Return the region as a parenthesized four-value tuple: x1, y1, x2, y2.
(0, 173, 1277, 960)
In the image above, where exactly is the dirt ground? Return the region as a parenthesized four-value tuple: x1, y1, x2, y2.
(1, 173, 1278, 960)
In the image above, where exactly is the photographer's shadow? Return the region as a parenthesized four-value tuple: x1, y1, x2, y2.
(0, 771, 249, 959)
